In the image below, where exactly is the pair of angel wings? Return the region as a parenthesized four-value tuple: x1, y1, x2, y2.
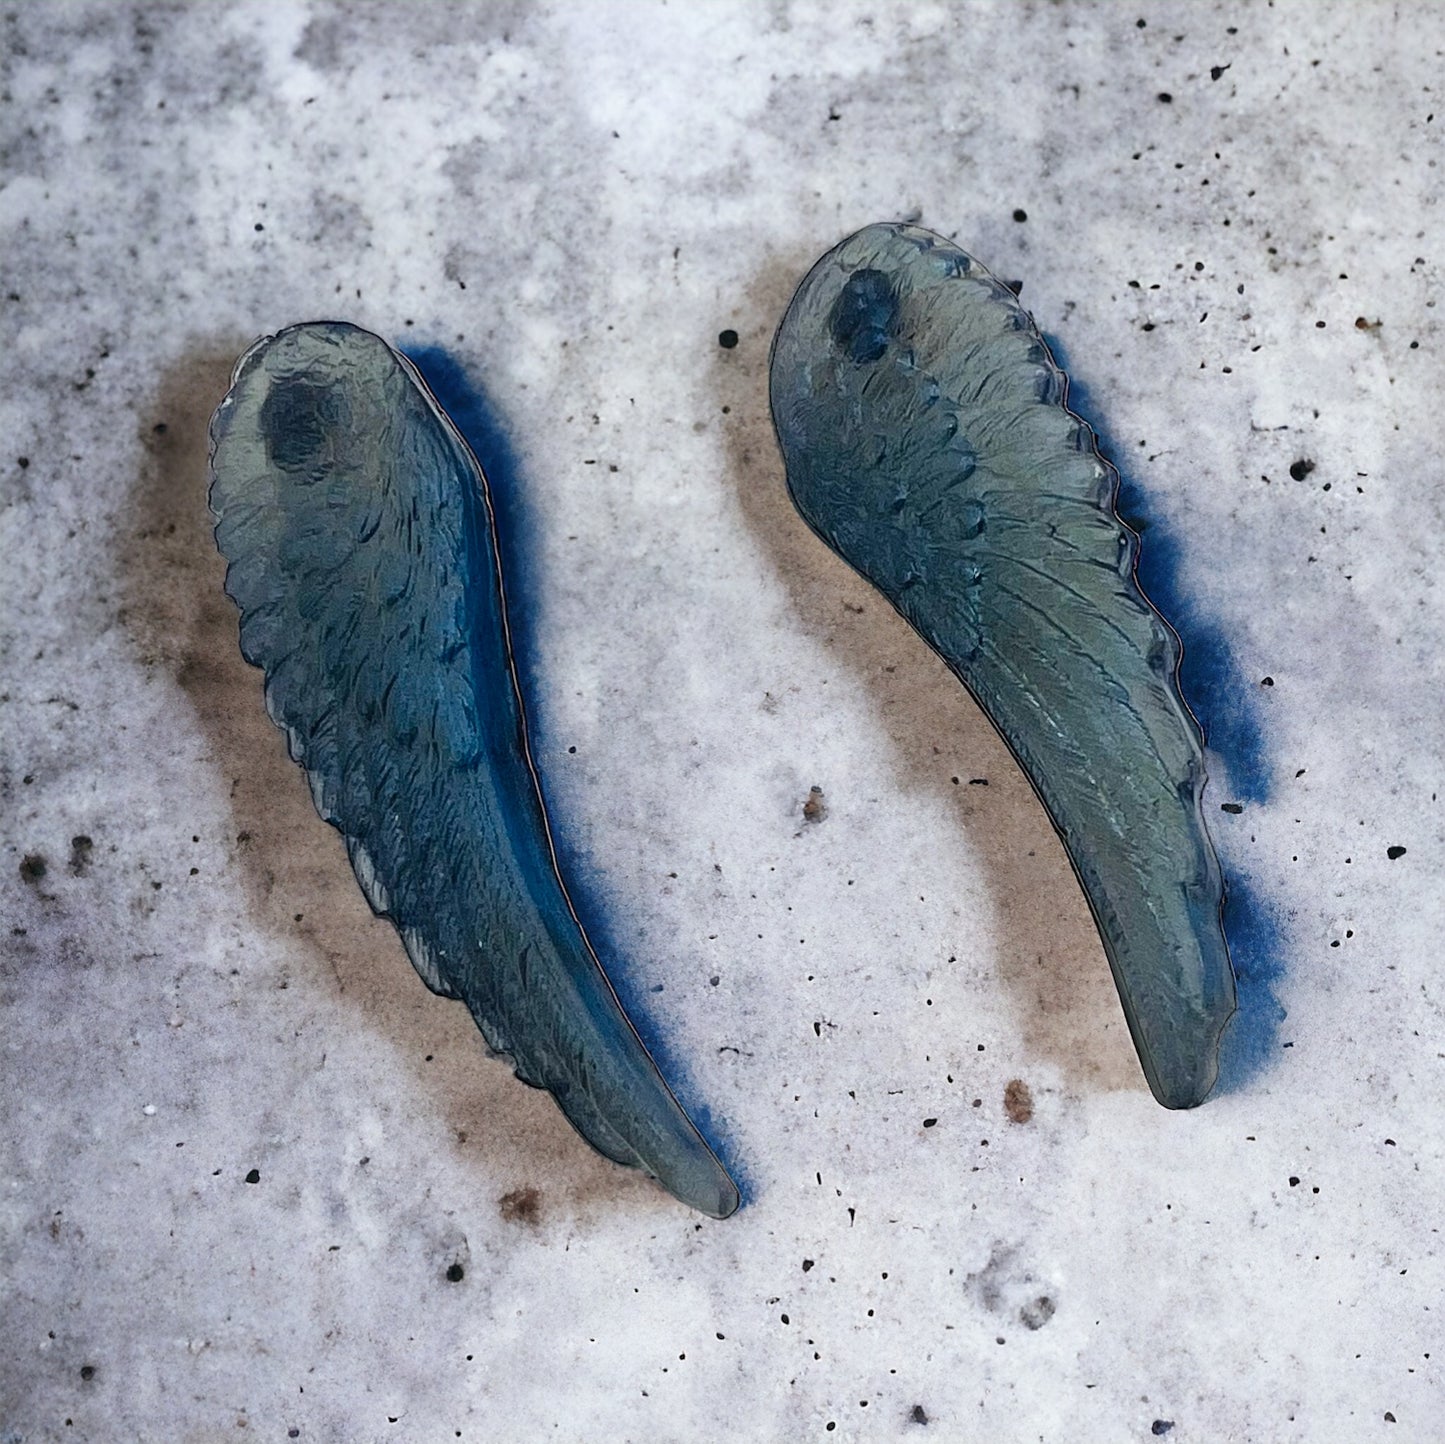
(209, 225, 1234, 1218)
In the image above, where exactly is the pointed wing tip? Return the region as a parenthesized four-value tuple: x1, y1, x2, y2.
(1142, 1005, 1235, 1110)
(619, 1098, 742, 1220)
(705, 1169, 743, 1220)
(1149, 1074, 1217, 1111)
(636, 1120, 742, 1219)
(676, 1165, 742, 1220)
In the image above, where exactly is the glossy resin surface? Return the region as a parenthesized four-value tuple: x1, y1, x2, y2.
(770, 224, 1235, 1108)
(210, 322, 738, 1217)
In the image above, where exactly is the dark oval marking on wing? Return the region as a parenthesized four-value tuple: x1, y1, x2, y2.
(258, 376, 343, 472)
(829, 267, 900, 364)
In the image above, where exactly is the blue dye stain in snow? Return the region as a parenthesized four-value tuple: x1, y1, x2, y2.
(403, 342, 747, 1199)
(1045, 332, 1284, 1091)
(1046, 336, 1269, 804)
(1212, 867, 1287, 1094)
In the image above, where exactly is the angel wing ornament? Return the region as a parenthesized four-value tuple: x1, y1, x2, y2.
(210, 322, 739, 1217)
(769, 223, 1236, 1108)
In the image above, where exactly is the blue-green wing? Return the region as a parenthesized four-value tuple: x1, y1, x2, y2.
(769, 224, 1234, 1108)
(210, 322, 737, 1216)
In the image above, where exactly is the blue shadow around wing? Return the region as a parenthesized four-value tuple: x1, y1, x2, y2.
(1046, 333, 1285, 1094)
(403, 345, 543, 699)
(403, 343, 747, 1198)
(1213, 868, 1287, 1093)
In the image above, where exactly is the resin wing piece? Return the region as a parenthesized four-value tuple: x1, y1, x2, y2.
(769, 224, 1235, 1108)
(210, 322, 738, 1217)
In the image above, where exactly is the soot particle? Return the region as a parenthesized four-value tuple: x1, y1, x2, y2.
(1003, 1079, 1034, 1123)
(499, 1186, 542, 1224)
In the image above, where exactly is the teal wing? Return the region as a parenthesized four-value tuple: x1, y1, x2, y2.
(210, 322, 738, 1216)
(769, 224, 1235, 1108)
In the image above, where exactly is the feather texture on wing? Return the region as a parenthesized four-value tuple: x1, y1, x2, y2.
(769, 225, 1235, 1108)
(210, 322, 738, 1216)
